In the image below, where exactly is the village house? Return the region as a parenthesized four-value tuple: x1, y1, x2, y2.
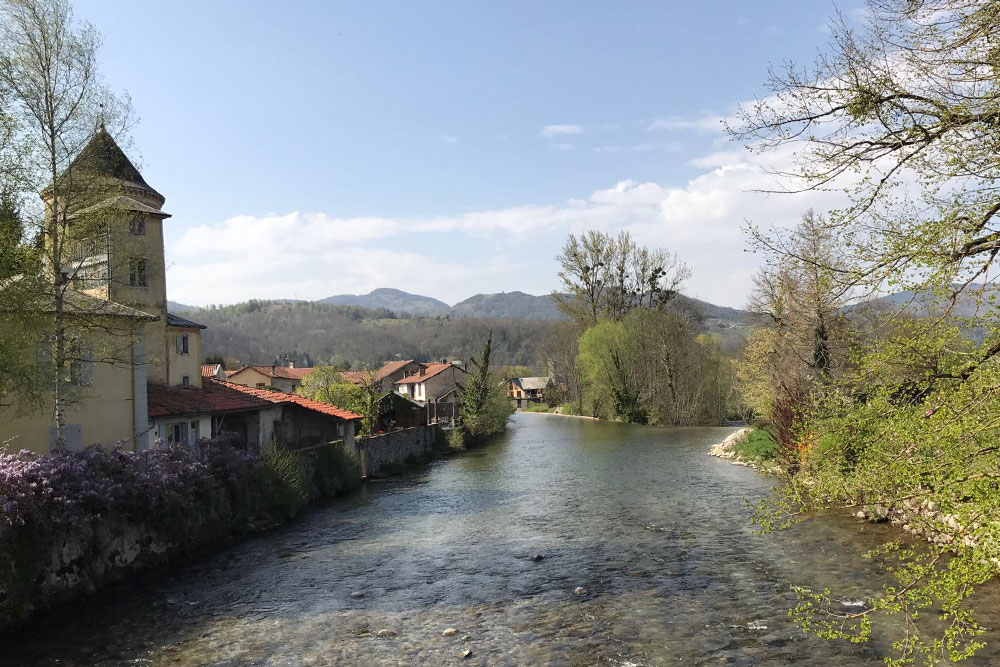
(226, 364, 313, 393)
(340, 359, 425, 393)
(147, 379, 361, 453)
(509, 376, 555, 409)
(394, 362, 467, 424)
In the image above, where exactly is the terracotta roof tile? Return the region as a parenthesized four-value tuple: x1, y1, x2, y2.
(148, 381, 272, 419)
(229, 365, 314, 380)
(375, 359, 417, 381)
(214, 380, 362, 420)
(338, 370, 373, 386)
(201, 363, 223, 378)
(394, 362, 466, 384)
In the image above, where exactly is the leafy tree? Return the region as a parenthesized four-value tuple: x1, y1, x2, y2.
(458, 331, 513, 443)
(731, 1, 1000, 661)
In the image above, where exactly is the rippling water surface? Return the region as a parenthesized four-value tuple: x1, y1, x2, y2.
(8, 414, 1000, 665)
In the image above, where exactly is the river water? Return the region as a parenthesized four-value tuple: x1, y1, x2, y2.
(8, 414, 1000, 665)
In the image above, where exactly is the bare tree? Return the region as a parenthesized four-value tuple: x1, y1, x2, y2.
(553, 230, 690, 326)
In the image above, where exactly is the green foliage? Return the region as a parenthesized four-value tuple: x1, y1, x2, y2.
(447, 427, 465, 451)
(458, 332, 514, 443)
(311, 441, 361, 497)
(257, 444, 307, 519)
(576, 308, 738, 425)
(523, 402, 555, 413)
(732, 429, 779, 465)
(560, 401, 579, 416)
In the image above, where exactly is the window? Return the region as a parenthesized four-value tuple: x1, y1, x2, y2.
(182, 375, 190, 387)
(175, 335, 189, 355)
(129, 216, 146, 236)
(256, 383, 265, 388)
(168, 422, 189, 446)
(129, 257, 148, 287)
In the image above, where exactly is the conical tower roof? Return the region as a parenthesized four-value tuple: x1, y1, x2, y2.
(45, 127, 164, 207)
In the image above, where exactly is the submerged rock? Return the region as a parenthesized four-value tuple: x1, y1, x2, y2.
(442, 628, 457, 637)
(529, 553, 544, 561)
(376, 628, 396, 638)
(461, 649, 472, 659)
(573, 586, 587, 596)
(349, 591, 364, 599)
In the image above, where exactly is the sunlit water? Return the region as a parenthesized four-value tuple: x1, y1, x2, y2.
(7, 413, 1000, 665)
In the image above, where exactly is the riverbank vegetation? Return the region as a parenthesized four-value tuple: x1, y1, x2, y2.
(731, 1, 1000, 663)
(545, 230, 741, 425)
(452, 332, 514, 449)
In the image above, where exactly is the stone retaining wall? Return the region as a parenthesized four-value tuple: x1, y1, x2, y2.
(0, 442, 358, 631)
(355, 426, 441, 477)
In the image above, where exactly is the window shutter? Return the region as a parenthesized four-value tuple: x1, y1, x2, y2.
(176, 336, 182, 353)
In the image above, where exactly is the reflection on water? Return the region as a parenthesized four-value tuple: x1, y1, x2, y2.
(7, 414, 1000, 665)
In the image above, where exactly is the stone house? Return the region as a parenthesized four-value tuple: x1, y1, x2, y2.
(394, 362, 467, 424)
(509, 376, 555, 408)
(226, 364, 314, 393)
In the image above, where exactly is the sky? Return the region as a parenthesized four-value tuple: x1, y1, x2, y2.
(72, 0, 865, 309)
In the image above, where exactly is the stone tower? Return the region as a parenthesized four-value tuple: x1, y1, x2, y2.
(43, 127, 173, 383)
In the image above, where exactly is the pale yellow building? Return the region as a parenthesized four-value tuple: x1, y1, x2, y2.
(1, 128, 205, 453)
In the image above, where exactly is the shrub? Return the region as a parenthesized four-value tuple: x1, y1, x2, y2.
(257, 445, 307, 519)
(523, 402, 554, 413)
(447, 427, 465, 451)
(312, 442, 361, 496)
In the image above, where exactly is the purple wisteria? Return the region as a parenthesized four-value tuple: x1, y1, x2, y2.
(0, 443, 255, 528)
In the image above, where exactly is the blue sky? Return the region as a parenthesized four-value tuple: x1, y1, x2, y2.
(74, 1, 863, 308)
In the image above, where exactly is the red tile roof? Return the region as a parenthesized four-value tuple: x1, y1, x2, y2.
(214, 380, 362, 420)
(394, 362, 466, 384)
(228, 365, 314, 380)
(338, 370, 373, 386)
(148, 381, 273, 419)
(201, 363, 223, 378)
(375, 359, 418, 381)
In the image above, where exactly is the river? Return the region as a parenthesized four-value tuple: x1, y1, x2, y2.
(8, 413, 1000, 665)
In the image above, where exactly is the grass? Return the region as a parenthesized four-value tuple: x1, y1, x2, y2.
(523, 402, 556, 413)
(732, 429, 779, 465)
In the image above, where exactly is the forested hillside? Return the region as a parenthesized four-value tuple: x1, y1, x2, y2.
(195, 300, 554, 368)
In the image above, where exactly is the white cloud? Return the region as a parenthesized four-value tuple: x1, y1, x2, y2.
(539, 124, 583, 138)
(646, 114, 725, 133)
(166, 141, 847, 309)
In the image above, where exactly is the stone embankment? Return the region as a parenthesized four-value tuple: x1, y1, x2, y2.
(855, 499, 980, 549)
(354, 425, 444, 477)
(1, 426, 447, 632)
(708, 427, 753, 464)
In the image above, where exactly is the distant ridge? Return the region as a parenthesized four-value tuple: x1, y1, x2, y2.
(314, 287, 755, 332)
(451, 291, 561, 320)
(318, 288, 451, 317)
(167, 300, 197, 313)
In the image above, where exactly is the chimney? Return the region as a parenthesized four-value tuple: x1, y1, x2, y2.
(419, 367, 425, 377)
(288, 360, 295, 369)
